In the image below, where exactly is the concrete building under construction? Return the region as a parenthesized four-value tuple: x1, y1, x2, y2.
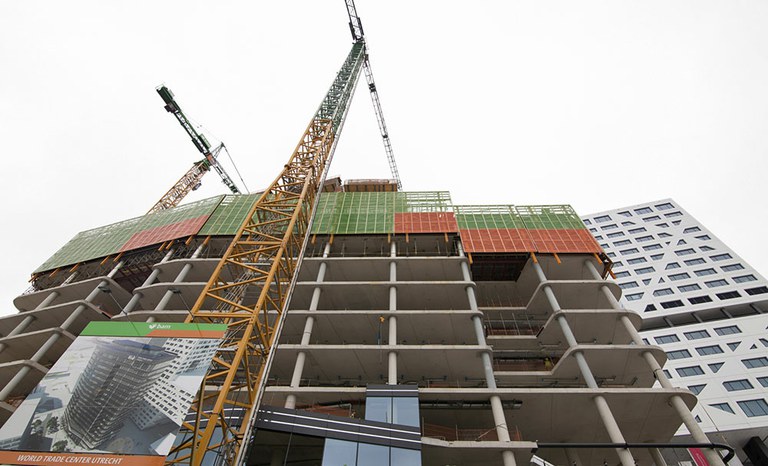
(0, 4, 741, 466)
(0, 184, 735, 466)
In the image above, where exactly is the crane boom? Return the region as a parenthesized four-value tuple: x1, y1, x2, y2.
(345, 0, 403, 189)
(156, 86, 242, 195)
(146, 159, 210, 214)
(165, 41, 366, 466)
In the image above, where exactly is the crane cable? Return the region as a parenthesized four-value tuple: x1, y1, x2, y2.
(186, 113, 252, 194)
(221, 144, 251, 194)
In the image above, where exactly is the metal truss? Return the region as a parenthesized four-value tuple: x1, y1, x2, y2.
(345, 0, 403, 189)
(164, 42, 365, 466)
(147, 159, 210, 215)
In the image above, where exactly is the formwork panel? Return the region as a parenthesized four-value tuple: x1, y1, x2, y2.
(119, 215, 211, 252)
(335, 192, 393, 234)
(454, 205, 526, 230)
(394, 191, 452, 213)
(515, 205, 587, 230)
(34, 196, 224, 273)
(310, 192, 454, 235)
(455, 206, 534, 253)
(199, 193, 262, 236)
(394, 212, 458, 233)
(527, 228, 603, 253)
(454, 205, 601, 254)
(310, 193, 338, 234)
(459, 228, 536, 253)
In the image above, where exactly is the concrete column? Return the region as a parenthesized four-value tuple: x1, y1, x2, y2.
(154, 244, 206, 312)
(649, 447, 668, 466)
(501, 450, 517, 466)
(594, 395, 636, 466)
(669, 395, 725, 466)
(5, 315, 35, 339)
(36, 290, 61, 311)
(0, 261, 124, 401)
(285, 243, 331, 409)
(535, 259, 636, 465)
(457, 244, 515, 466)
(387, 241, 398, 384)
(585, 259, 725, 466)
(565, 447, 584, 466)
(0, 289, 63, 354)
(533, 262, 600, 388)
(121, 248, 176, 315)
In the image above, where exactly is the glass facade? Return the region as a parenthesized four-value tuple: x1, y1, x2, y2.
(365, 396, 419, 428)
(321, 440, 420, 466)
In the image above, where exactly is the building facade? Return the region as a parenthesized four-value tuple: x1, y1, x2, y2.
(582, 199, 768, 465)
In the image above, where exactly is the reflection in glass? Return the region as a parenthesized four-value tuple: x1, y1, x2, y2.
(391, 447, 422, 466)
(321, 438, 358, 466)
(392, 397, 419, 427)
(364, 397, 390, 423)
(357, 443, 389, 466)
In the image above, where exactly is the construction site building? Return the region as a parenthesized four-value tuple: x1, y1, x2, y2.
(0, 188, 730, 466)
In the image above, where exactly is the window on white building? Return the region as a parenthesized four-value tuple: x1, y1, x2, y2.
(696, 345, 724, 356)
(687, 384, 706, 395)
(742, 357, 768, 369)
(737, 399, 768, 417)
(655, 334, 680, 344)
(689, 296, 713, 305)
(677, 366, 705, 377)
(723, 379, 753, 391)
(714, 325, 741, 335)
(684, 330, 710, 340)
(684, 258, 706, 266)
(667, 349, 692, 360)
(733, 274, 757, 283)
(709, 403, 734, 414)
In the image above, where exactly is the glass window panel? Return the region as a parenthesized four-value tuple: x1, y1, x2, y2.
(738, 399, 768, 417)
(710, 403, 734, 414)
(688, 384, 705, 395)
(357, 443, 389, 466)
(392, 397, 420, 427)
(390, 448, 422, 466)
(676, 366, 705, 377)
(714, 325, 741, 336)
(723, 379, 753, 391)
(667, 349, 692, 360)
(365, 397, 391, 423)
(684, 330, 710, 340)
(655, 334, 679, 344)
(322, 439, 358, 466)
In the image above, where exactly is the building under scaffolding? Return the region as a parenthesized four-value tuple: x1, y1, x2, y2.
(0, 186, 732, 466)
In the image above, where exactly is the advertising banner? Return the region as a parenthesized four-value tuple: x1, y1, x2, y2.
(0, 321, 227, 466)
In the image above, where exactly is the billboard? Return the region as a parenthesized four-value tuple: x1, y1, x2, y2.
(0, 321, 226, 466)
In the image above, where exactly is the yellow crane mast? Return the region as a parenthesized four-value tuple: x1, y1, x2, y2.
(164, 41, 366, 466)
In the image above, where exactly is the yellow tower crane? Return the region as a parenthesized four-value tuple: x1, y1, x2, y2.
(164, 3, 398, 464)
(165, 32, 363, 466)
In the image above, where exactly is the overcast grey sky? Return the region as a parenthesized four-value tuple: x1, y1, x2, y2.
(1, 1, 767, 314)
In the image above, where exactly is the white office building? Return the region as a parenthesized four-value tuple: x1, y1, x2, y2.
(582, 199, 768, 466)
